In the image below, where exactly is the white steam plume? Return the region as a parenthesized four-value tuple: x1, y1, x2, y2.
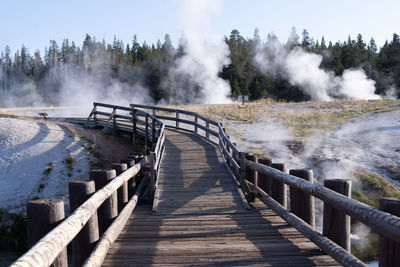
(255, 39, 381, 100)
(167, 0, 231, 104)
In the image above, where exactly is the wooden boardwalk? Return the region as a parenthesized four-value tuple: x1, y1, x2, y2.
(103, 129, 339, 266)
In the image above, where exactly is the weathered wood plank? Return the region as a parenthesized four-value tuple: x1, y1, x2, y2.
(103, 129, 339, 266)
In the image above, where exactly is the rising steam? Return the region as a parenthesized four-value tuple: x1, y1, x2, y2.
(255, 39, 381, 100)
(165, 0, 232, 104)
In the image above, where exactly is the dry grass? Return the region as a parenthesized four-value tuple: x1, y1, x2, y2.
(169, 99, 400, 137)
(352, 169, 400, 208)
(377, 164, 400, 181)
(0, 109, 13, 116)
(167, 99, 273, 122)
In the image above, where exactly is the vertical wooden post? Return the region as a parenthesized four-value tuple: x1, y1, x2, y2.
(69, 181, 99, 267)
(226, 136, 231, 168)
(218, 126, 223, 149)
(239, 152, 245, 185)
(289, 169, 315, 228)
(112, 108, 117, 134)
(132, 109, 137, 144)
(379, 198, 400, 266)
(271, 163, 288, 209)
(27, 199, 67, 267)
(152, 117, 156, 143)
(93, 104, 98, 127)
(112, 163, 128, 212)
(245, 153, 257, 202)
(206, 121, 210, 139)
(245, 153, 258, 184)
(89, 170, 118, 234)
(121, 158, 137, 197)
(176, 111, 179, 129)
(194, 115, 198, 133)
(323, 179, 351, 251)
(258, 158, 272, 196)
(145, 114, 149, 153)
(150, 152, 156, 196)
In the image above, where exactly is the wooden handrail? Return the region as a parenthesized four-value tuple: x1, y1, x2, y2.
(11, 159, 145, 267)
(83, 174, 149, 267)
(246, 180, 367, 267)
(244, 159, 400, 244)
(86, 102, 400, 265)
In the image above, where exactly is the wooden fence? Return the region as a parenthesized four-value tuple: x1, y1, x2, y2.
(11, 102, 400, 267)
(11, 103, 166, 267)
(129, 103, 400, 267)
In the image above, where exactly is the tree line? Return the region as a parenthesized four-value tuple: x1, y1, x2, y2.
(0, 28, 399, 105)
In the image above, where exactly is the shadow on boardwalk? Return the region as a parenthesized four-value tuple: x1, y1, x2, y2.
(103, 129, 338, 266)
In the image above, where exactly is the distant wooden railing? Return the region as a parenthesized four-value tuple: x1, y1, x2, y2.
(87, 102, 166, 195)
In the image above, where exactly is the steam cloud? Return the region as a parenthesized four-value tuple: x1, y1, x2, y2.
(165, 0, 232, 104)
(255, 39, 381, 100)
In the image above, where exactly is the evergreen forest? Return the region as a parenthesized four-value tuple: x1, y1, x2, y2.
(1, 28, 400, 106)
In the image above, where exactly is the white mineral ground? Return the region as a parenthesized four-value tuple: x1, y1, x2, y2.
(0, 118, 93, 213)
(229, 107, 400, 185)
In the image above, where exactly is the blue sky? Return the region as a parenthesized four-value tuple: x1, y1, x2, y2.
(1, 0, 399, 54)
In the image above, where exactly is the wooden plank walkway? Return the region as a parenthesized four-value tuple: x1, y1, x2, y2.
(103, 129, 339, 266)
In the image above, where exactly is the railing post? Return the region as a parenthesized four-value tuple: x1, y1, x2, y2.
(93, 104, 98, 127)
(112, 163, 128, 212)
(152, 117, 156, 143)
(245, 153, 258, 185)
(239, 152, 245, 185)
(271, 163, 288, 209)
(121, 158, 137, 197)
(226, 135, 231, 168)
(150, 152, 156, 195)
(289, 169, 315, 228)
(112, 108, 117, 134)
(90, 169, 118, 234)
(27, 199, 68, 267)
(323, 179, 351, 251)
(258, 158, 272, 195)
(132, 108, 137, 144)
(245, 153, 257, 202)
(379, 198, 400, 266)
(206, 121, 210, 139)
(194, 114, 198, 133)
(69, 181, 99, 267)
(176, 111, 179, 129)
(145, 114, 149, 152)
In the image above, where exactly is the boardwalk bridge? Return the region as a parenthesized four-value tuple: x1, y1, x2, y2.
(10, 102, 400, 267)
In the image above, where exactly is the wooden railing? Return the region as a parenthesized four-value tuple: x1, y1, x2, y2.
(11, 159, 146, 267)
(11, 102, 400, 267)
(11, 103, 166, 267)
(129, 103, 400, 267)
(87, 102, 166, 195)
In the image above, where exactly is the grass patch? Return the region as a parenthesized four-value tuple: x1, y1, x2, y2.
(37, 183, 45, 193)
(43, 162, 54, 176)
(65, 155, 74, 170)
(377, 164, 400, 181)
(351, 232, 379, 263)
(352, 169, 400, 208)
(169, 99, 400, 138)
(0, 109, 13, 116)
